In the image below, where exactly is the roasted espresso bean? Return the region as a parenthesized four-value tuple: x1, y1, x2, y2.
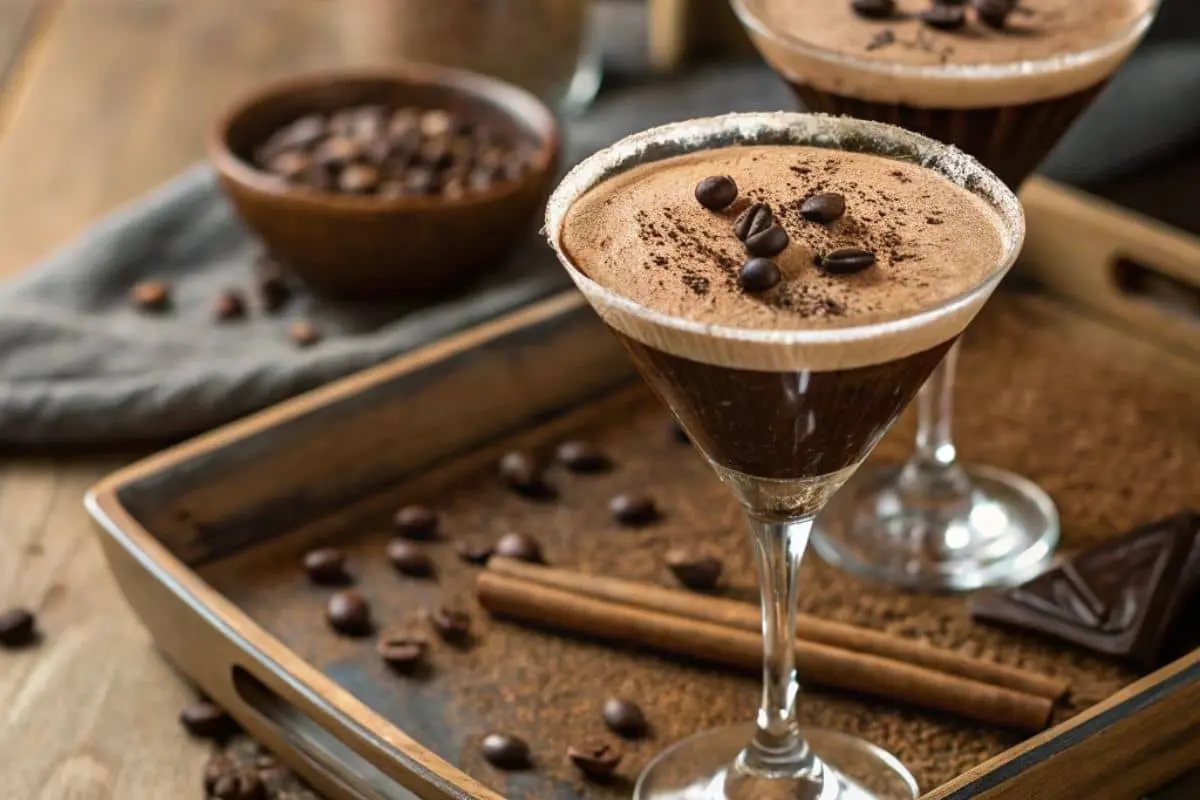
(338, 163, 381, 194)
(212, 289, 247, 322)
(393, 504, 439, 540)
(603, 698, 648, 739)
(497, 451, 549, 497)
(666, 549, 723, 592)
(739, 257, 782, 293)
(419, 110, 455, 139)
(694, 176, 738, 211)
(289, 320, 322, 348)
(609, 493, 659, 526)
(733, 202, 774, 241)
(973, 0, 1014, 28)
(179, 701, 236, 740)
(920, 4, 967, 29)
(130, 280, 170, 312)
(428, 606, 470, 641)
(494, 532, 544, 564)
(454, 539, 494, 566)
(555, 440, 611, 473)
(314, 136, 360, 167)
(567, 741, 622, 780)
(326, 590, 372, 637)
(745, 224, 789, 258)
(0, 607, 36, 648)
(203, 754, 238, 793)
(817, 247, 877, 275)
(851, 0, 896, 19)
(481, 733, 532, 770)
(386, 540, 436, 578)
(799, 192, 847, 223)
(266, 150, 311, 182)
(302, 547, 349, 585)
(377, 632, 428, 670)
(212, 768, 266, 800)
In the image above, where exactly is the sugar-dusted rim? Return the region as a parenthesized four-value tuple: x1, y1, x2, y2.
(543, 112, 1024, 349)
(730, 0, 1157, 84)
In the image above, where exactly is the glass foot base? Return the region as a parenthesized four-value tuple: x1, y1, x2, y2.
(634, 724, 918, 800)
(812, 463, 1059, 592)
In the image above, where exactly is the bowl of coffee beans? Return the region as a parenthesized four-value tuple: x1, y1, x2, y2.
(208, 66, 559, 299)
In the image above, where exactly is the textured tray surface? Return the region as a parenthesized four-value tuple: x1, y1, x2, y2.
(198, 291, 1199, 798)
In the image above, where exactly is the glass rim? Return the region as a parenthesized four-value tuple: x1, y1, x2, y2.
(543, 112, 1025, 348)
(729, 0, 1157, 84)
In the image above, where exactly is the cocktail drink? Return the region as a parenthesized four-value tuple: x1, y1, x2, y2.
(733, 0, 1158, 590)
(545, 113, 1025, 800)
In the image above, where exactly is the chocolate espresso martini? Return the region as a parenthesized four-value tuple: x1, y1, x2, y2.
(545, 113, 1025, 800)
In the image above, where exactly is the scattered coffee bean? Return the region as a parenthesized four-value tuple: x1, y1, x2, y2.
(609, 492, 659, 526)
(0, 607, 36, 648)
(745, 224, 789, 258)
(739, 257, 782, 293)
(377, 632, 428, 670)
(666, 549, 723, 591)
(213, 289, 247, 322)
(302, 547, 349, 585)
(494, 532, 544, 564)
(179, 700, 236, 740)
(326, 590, 372, 637)
(799, 192, 847, 224)
(497, 451, 548, 497)
(851, 0, 896, 19)
(974, 0, 1014, 28)
(567, 741, 622, 780)
(130, 280, 170, 312)
(454, 539, 494, 566)
(386, 540, 436, 578)
(393, 504, 439, 540)
(603, 698, 648, 739)
(481, 733, 532, 770)
(289, 320, 321, 348)
(212, 768, 266, 800)
(694, 175, 738, 211)
(816, 247, 877, 275)
(555, 440, 610, 473)
(204, 754, 238, 793)
(428, 606, 470, 641)
(733, 202, 774, 241)
(920, 4, 967, 30)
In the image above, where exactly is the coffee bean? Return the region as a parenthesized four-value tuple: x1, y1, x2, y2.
(851, 0, 896, 19)
(428, 606, 470, 641)
(733, 202, 774, 241)
(212, 768, 266, 800)
(817, 247, 876, 275)
(454, 539, 494, 566)
(920, 4, 967, 29)
(204, 754, 237, 793)
(497, 451, 548, 497)
(567, 741, 622, 780)
(302, 547, 349, 585)
(603, 698, 648, 739)
(0, 607, 36, 648)
(179, 700, 236, 740)
(799, 192, 847, 223)
(666, 549, 723, 591)
(739, 257, 782, 293)
(745, 224, 789, 258)
(212, 289, 247, 322)
(387, 540, 436, 578)
(555, 440, 610, 473)
(973, 0, 1014, 28)
(694, 176, 738, 211)
(494, 532, 544, 564)
(338, 163, 381, 194)
(481, 733, 532, 770)
(130, 280, 170, 312)
(314, 136, 360, 167)
(266, 150, 311, 182)
(609, 493, 659, 526)
(403, 168, 437, 196)
(277, 114, 327, 151)
(377, 632, 428, 670)
(289, 320, 321, 348)
(326, 590, 372, 637)
(420, 110, 455, 139)
(393, 504, 439, 540)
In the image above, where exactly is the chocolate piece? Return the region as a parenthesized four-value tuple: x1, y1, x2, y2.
(919, 4, 967, 30)
(694, 175, 739, 211)
(130, 280, 170, 312)
(302, 547, 349, 585)
(481, 733, 532, 770)
(428, 606, 471, 641)
(851, 0, 896, 19)
(326, 590, 372, 637)
(799, 192, 847, 223)
(377, 632, 429, 670)
(179, 701, 237, 740)
(289, 321, 321, 348)
(609, 492, 659, 526)
(393, 504, 439, 539)
(739, 257, 782, 293)
(495, 532, 545, 564)
(454, 539, 494, 566)
(567, 741, 622, 780)
(973, 0, 1014, 28)
(0, 607, 36, 648)
(555, 440, 611, 473)
(817, 247, 876, 274)
(386, 540, 436, 578)
(602, 698, 648, 739)
(213, 289, 247, 322)
(666, 549, 723, 591)
(745, 224, 790, 258)
(733, 202, 773, 241)
(971, 511, 1200, 669)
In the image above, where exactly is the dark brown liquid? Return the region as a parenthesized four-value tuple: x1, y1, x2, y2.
(789, 83, 1105, 188)
(617, 333, 954, 481)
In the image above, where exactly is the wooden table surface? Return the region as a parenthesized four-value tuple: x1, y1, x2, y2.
(0, 2, 387, 795)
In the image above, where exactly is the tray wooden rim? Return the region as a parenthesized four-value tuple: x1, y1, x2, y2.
(86, 290, 1200, 800)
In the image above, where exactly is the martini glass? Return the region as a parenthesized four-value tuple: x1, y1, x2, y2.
(544, 113, 1025, 800)
(733, 0, 1158, 590)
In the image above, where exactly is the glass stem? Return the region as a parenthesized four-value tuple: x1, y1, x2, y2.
(900, 341, 971, 498)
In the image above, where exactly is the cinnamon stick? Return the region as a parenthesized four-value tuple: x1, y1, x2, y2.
(488, 557, 1069, 701)
(477, 570, 1054, 732)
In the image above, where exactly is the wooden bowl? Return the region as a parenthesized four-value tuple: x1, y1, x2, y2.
(208, 67, 560, 300)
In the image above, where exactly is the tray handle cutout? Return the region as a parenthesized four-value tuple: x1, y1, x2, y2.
(232, 666, 421, 800)
(1111, 256, 1200, 324)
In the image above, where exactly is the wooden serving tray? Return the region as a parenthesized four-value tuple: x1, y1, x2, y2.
(87, 290, 1200, 800)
